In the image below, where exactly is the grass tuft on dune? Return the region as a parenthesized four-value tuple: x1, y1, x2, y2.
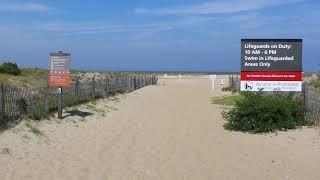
(211, 94, 244, 106)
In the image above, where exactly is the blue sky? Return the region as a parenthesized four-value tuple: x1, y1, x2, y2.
(0, 0, 319, 72)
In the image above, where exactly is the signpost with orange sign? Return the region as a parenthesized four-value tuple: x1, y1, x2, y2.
(49, 51, 71, 119)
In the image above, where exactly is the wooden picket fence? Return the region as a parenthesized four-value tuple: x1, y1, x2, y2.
(228, 75, 320, 125)
(304, 84, 320, 125)
(229, 75, 241, 92)
(0, 75, 158, 126)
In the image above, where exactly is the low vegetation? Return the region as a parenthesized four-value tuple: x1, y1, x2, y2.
(220, 92, 306, 133)
(221, 85, 238, 93)
(0, 67, 48, 87)
(25, 121, 43, 136)
(0, 65, 152, 88)
(310, 77, 320, 89)
(221, 86, 233, 92)
(211, 94, 244, 106)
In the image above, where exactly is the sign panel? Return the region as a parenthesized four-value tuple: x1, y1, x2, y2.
(240, 81, 302, 92)
(240, 71, 302, 81)
(241, 39, 302, 72)
(240, 39, 302, 92)
(49, 51, 71, 87)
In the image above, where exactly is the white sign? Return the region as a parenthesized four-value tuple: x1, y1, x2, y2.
(241, 81, 302, 92)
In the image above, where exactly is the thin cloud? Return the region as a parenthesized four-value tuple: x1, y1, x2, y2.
(37, 22, 170, 35)
(0, 2, 49, 12)
(36, 16, 216, 37)
(134, 0, 304, 15)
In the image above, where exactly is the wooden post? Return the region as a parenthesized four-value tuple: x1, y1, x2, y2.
(133, 76, 136, 90)
(0, 83, 5, 122)
(45, 86, 50, 113)
(104, 75, 109, 97)
(126, 76, 129, 91)
(58, 87, 63, 119)
(143, 76, 145, 87)
(91, 77, 96, 98)
(303, 83, 309, 109)
(75, 79, 80, 97)
(132, 76, 135, 89)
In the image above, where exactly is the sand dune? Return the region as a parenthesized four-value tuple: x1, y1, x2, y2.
(1, 78, 320, 180)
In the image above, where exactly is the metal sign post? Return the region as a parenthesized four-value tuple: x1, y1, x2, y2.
(57, 87, 63, 119)
(49, 51, 71, 119)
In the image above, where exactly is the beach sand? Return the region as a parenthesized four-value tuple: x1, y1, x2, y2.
(1, 77, 320, 180)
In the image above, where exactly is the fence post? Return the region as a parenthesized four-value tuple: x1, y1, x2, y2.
(104, 75, 109, 97)
(45, 86, 50, 113)
(143, 76, 145, 87)
(133, 76, 136, 90)
(57, 87, 63, 119)
(146, 75, 149, 86)
(75, 78, 80, 97)
(303, 83, 308, 108)
(115, 78, 119, 91)
(91, 77, 96, 98)
(127, 76, 130, 91)
(303, 83, 308, 122)
(126, 76, 129, 92)
(132, 76, 136, 90)
(0, 83, 5, 123)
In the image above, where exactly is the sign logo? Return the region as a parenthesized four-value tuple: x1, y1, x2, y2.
(244, 82, 253, 90)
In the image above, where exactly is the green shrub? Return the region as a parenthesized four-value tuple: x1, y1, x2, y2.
(0, 62, 21, 76)
(223, 92, 306, 133)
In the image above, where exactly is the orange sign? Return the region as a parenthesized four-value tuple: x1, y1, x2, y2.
(49, 74, 71, 87)
(49, 51, 71, 87)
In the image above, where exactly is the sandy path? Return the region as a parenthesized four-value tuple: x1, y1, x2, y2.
(1, 78, 320, 180)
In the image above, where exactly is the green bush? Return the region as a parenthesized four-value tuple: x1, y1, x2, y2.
(0, 62, 21, 76)
(223, 92, 306, 133)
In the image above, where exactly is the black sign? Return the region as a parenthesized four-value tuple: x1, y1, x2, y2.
(50, 51, 70, 71)
(241, 39, 302, 71)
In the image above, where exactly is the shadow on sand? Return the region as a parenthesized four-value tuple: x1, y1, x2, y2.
(62, 110, 94, 119)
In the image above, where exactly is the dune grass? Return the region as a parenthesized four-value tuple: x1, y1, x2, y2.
(0, 68, 48, 88)
(211, 94, 244, 106)
(25, 121, 43, 136)
(310, 77, 320, 89)
(0, 67, 148, 88)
